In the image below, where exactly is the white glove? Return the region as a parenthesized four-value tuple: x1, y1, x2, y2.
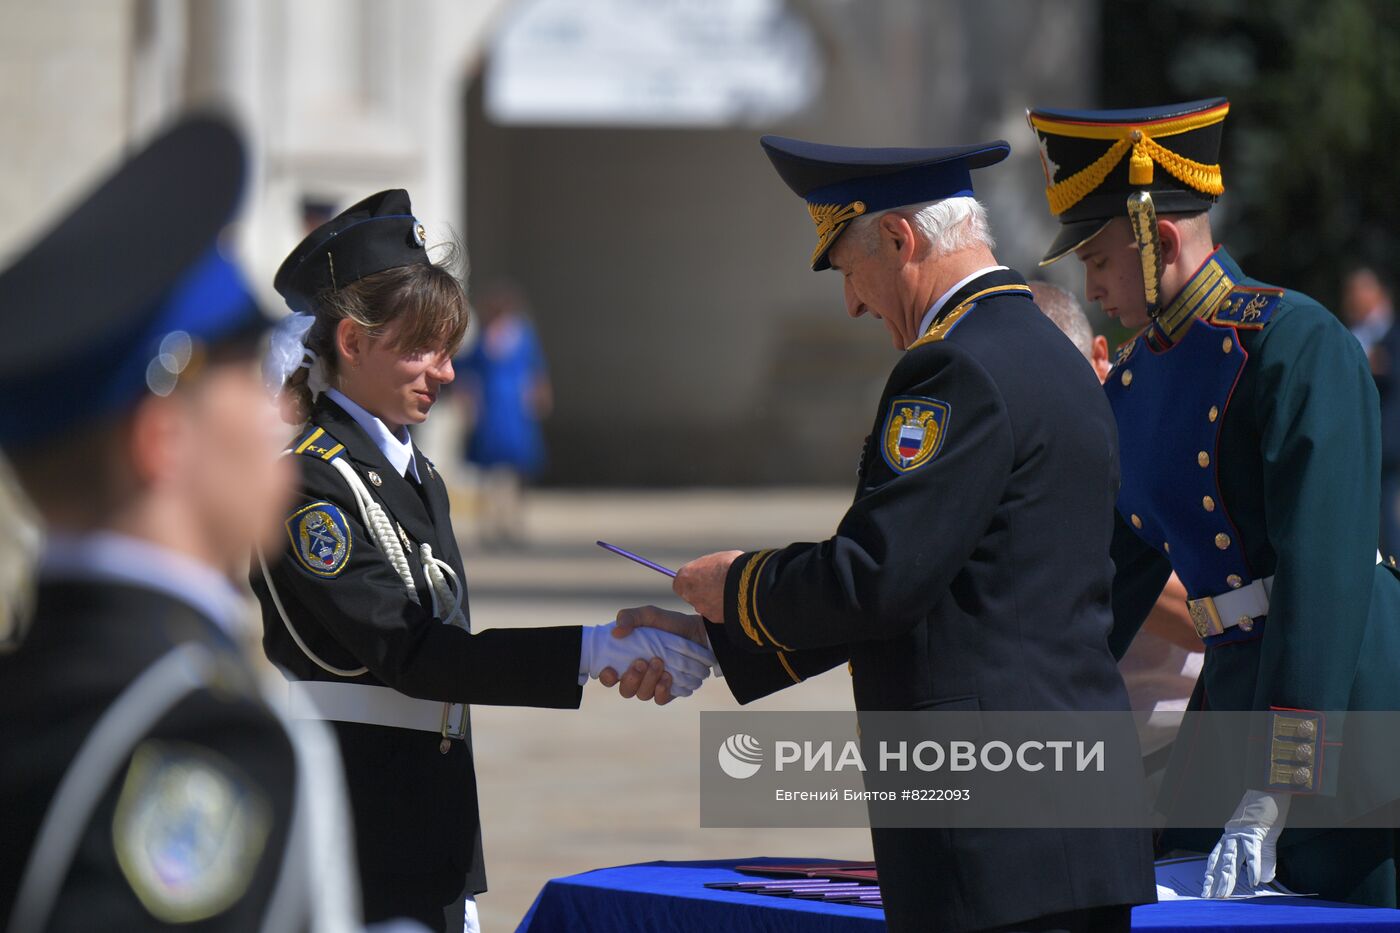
(580, 621, 717, 698)
(1202, 789, 1292, 897)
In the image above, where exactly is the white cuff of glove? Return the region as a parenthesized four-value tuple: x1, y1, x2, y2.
(578, 622, 717, 697)
(1201, 789, 1292, 898)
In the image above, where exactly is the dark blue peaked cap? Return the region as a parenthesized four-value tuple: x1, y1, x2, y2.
(760, 135, 1010, 270)
(274, 188, 431, 315)
(0, 114, 261, 450)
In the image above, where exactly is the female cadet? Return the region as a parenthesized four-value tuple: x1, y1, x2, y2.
(252, 189, 715, 932)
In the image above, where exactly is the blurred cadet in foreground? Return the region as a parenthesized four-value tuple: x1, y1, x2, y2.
(1032, 97, 1400, 904)
(1342, 268, 1400, 555)
(455, 280, 552, 548)
(615, 136, 1156, 932)
(255, 190, 714, 931)
(1029, 280, 1202, 777)
(0, 116, 360, 931)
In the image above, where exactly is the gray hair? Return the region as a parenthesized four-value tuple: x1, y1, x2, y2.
(1028, 280, 1094, 360)
(851, 196, 995, 258)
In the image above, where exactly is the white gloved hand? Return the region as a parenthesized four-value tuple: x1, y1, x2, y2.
(1201, 789, 1292, 897)
(580, 621, 717, 697)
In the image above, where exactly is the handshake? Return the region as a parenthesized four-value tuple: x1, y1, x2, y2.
(580, 548, 745, 705)
(581, 607, 715, 706)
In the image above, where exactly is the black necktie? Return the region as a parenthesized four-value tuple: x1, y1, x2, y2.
(406, 464, 432, 513)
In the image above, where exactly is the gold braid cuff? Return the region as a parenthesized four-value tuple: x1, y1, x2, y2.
(735, 549, 791, 649)
(807, 200, 866, 266)
(1030, 104, 1228, 216)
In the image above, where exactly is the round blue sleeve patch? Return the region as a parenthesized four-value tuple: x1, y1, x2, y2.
(285, 501, 353, 578)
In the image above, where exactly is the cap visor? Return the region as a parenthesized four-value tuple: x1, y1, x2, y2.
(1039, 219, 1111, 266)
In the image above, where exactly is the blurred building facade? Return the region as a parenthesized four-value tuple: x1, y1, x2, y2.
(3, 0, 1096, 485)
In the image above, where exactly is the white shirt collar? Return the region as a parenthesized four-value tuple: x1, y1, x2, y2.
(326, 388, 419, 481)
(39, 531, 247, 638)
(914, 265, 1010, 344)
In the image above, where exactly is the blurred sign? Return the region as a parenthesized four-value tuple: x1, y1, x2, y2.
(485, 0, 823, 127)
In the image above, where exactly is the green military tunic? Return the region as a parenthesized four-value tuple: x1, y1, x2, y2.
(1105, 247, 1400, 903)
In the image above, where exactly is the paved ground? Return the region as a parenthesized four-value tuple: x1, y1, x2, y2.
(457, 488, 873, 931)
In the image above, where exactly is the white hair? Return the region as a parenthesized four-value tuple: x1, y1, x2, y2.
(1028, 280, 1094, 360)
(851, 196, 995, 258)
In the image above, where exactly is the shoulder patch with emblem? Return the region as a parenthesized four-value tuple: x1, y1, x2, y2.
(286, 500, 353, 577)
(113, 740, 271, 924)
(1211, 286, 1283, 329)
(881, 396, 951, 473)
(290, 425, 345, 461)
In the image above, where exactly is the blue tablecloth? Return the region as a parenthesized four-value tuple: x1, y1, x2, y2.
(516, 857, 1400, 932)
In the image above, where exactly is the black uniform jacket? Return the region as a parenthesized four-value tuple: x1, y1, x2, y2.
(706, 269, 1158, 933)
(251, 395, 583, 899)
(0, 580, 301, 931)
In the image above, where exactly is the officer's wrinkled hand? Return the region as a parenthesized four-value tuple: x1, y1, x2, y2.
(673, 550, 743, 622)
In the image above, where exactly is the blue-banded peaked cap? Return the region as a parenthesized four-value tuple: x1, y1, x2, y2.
(0, 113, 259, 449)
(760, 136, 1010, 270)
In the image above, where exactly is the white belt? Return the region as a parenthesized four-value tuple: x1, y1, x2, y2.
(1188, 552, 1384, 640)
(286, 681, 466, 737)
(1188, 576, 1273, 638)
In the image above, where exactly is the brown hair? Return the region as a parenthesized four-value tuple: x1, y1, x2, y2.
(281, 253, 468, 423)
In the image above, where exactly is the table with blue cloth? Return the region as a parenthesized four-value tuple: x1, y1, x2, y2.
(516, 857, 1400, 932)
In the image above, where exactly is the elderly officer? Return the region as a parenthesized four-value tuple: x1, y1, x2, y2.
(1029, 97, 1400, 905)
(0, 116, 359, 931)
(614, 136, 1157, 933)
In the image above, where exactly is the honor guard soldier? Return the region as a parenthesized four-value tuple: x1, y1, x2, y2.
(0, 116, 360, 931)
(613, 137, 1157, 933)
(1029, 98, 1400, 904)
(253, 190, 716, 931)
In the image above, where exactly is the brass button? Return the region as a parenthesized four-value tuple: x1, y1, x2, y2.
(1131, 514, 1143, 529)
(1227, 574, 1243, 588)
(1215, 532, 1231, 550)
(368, 471, 383, 486)
(1222, 336, 1234, 353)
(1203, 496, 1215, 512)
(1198, 451, 1211, 468)
(1390, 556, 1397, 568)
(1130, 129, 1143, 142)
(1297, 720, 1317, 738)
(1237, 616, 1254, 632)
(1293, 766, 1313, 785)
(1164, 541, 1172, 554)
(1208, 406, 1219, 423)
(1121, 369, 1133, 387)
(1297, 743, 1314, 763)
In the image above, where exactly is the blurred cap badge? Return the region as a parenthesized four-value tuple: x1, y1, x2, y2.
(286, 500, 353, 577)
(113, 741, 270, 924)
(882, 396, 951, 473)
(412, 221, 427, 247)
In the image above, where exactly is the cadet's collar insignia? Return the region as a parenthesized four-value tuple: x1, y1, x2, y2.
(291, 425, 345, 461)
(286, 500, 353, 577)
(881, 396, 951, 473)
(113, 740, 270, 924)
(368, 470, 382, 487)
(1155, 252, 1236, 343)
(1212, 285, 1282, 329)
(1114, 335, 1140, 367)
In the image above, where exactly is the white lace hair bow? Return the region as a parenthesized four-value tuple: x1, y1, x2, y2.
(263, 312, 330, 399)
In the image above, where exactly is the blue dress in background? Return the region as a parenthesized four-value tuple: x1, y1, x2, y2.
(458, 314, 548, 476)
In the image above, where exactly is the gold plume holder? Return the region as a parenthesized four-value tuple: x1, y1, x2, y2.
(1126, 191, 1163, 318)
